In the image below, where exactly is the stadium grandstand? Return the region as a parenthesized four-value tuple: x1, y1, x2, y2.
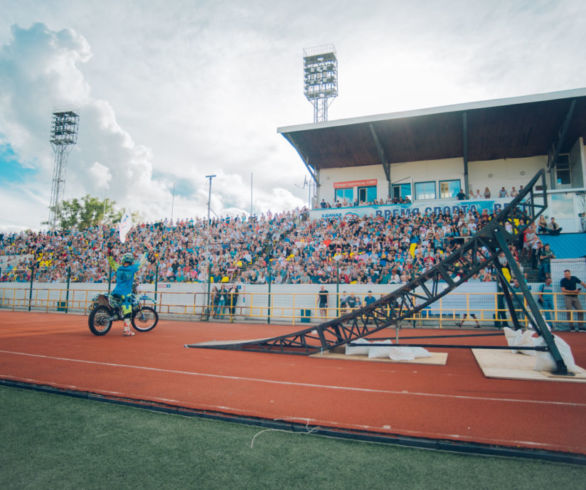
(1, 88, 586, 327)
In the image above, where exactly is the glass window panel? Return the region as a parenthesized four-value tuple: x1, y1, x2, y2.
(335, 188, 353, 203)
(357, 186, 376, 204)
(415, 181, 436, 200)
(439, 180, 461, 199)
(392, 183, 412, 201)
(366, 186, 377, 202)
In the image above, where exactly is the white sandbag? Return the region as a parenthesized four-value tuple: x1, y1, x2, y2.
(368, 341, 393, 359)
(411, 347, 432, 358)
(345, 338, 370, 356)
(534, 335, 579, 374)
(388, 346, 432, 361)
(388, 347, 415, 361)
(503, 327, 537, 356)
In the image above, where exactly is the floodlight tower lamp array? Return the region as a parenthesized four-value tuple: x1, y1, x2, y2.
(303, 45, 338, 123)
(48, 111, 79, 229)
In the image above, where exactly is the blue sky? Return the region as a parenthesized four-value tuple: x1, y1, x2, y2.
(0, 0, 585, 232)
(0, 142, 36, 184)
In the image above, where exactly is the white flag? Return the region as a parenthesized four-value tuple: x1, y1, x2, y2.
(118, 211, 133, 243)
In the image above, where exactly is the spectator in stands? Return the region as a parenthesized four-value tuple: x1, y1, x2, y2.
(1, 204, 533, 289)
(560, 269, 586, 331)
(339, 290, 348, 314)
(346, 292, 360, 311)
(522, 223, 540, 262)
(211, 286, 221, 318)
(510, 187, 518, 198)
(364, 290, 376, 306)
(456, 188, 467, 200)
(538, 275, 555, 329)
(483, 187, 491, 199)
(547, 217, 562, 235)
(498, 186, 508, 198)
(228, 283, 240, 316)
(538, 243, 555, 280)
(537, 215, 549, 234)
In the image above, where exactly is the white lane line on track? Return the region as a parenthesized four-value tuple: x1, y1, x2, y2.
(1, 349, 585, 408)
(3, 374, 582, 454)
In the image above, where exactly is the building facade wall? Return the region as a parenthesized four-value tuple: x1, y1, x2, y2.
(468, 156, 547, 197)
(318, 156, 548, 204)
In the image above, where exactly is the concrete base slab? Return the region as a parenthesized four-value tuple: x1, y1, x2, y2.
(472, 349, 586, 383)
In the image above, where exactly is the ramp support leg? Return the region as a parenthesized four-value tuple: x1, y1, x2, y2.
(493, 228, 569, 375)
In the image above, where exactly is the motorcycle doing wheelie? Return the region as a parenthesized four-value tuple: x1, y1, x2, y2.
(88, 293, 158, 336)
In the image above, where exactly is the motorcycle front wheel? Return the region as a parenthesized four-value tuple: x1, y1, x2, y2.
(131, 306, 159, 332)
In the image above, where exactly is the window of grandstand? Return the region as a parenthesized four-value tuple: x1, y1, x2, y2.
(357, 185, 376, 203)
(392, 183, 412, 202)
(555, 154, 571, 188)
(439, 179, 462, 199)
(414, 181, 436, 200)
(335, 187, 353, 203)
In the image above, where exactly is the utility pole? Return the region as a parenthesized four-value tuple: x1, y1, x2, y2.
(205, 174, 216, 226)
(170, 183, 176, 224)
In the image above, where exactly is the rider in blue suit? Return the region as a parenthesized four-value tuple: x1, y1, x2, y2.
(108, 250, 148, 336)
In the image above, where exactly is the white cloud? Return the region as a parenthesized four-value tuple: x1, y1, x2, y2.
(0, 20, 306, 231)
(88, 161, 111, 190)
(0, 0, 585, 232)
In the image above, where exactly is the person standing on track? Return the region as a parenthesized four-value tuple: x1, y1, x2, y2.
(108, 247, 149, 336)
(318, 286, 328, 318)
(560, 269, 586, 332)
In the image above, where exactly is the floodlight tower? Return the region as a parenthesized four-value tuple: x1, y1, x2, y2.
(49, 111, 79, 228)
(303, 45, 338, 123)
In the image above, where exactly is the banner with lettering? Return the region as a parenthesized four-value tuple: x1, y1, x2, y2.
(309, 198, 513, 220)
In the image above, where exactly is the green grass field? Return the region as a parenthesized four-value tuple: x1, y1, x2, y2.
(1, 385, 584, 489)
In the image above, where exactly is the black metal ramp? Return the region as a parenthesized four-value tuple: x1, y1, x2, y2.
(186, 170, 570, 374)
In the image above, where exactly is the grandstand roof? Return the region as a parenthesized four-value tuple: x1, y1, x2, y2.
(278, 88, 586, 174)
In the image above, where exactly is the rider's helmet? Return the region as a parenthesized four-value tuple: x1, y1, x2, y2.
(122, 252, 134, 265)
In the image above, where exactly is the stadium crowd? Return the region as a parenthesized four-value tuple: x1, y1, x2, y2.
(0, 206, 553, 285)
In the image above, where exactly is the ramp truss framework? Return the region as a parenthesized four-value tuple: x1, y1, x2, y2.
(187, 170, 570, 375)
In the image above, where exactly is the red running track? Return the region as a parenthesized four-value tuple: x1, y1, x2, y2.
(1, 311, 585, 455)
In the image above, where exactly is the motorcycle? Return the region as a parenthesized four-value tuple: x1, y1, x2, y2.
(88, 293, 158, 336)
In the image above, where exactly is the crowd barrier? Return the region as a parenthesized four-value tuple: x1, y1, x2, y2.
(0, 280, 584, 329)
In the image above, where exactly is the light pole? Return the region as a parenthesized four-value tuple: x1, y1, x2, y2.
(170, 183, 175, 224)
(205, 174, 216, 320)
(205, 174, 216, 226)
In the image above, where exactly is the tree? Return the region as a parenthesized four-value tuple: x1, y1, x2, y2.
(48, 195, 124, 230)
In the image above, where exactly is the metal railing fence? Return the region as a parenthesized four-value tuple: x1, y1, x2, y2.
(0, 281, 583, 330)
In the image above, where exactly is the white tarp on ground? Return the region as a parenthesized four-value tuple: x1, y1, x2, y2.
(503, 327, 539, 356)
(345, 338, 370, 355)
(534, 335, 580, 374)
(388, 346, 432, 361)
(502, 327, 580, 373)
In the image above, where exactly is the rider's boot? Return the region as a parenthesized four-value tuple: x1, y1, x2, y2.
(123, 318, 135, 336)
